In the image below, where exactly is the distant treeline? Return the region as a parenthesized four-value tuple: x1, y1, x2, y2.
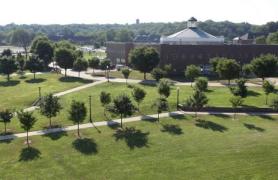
(0, 20, 278, 46)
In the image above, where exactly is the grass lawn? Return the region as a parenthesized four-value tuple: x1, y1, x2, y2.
(0, 73, 93, 110)
(0, 115, 278, 179)
(93, 70, 154, 80)
(83, 51, 106, 60)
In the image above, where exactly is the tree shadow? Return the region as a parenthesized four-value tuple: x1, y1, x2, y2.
(72, 138, 98, 155)
(19, 147, 41, 161)
(171, 114, 188, 120)
(25, 78, 46, 84)
(0, 132, 14, 144)
(107, 121, 121, 130)
(247, 90, 260, 97)
(139, 81, 157, 87)
(141, 115, 157, 123)
(244, 123, 265, 132)
(210, 113, 230, 119)
(256, 114, 276, 121)
(195, 119, 228, 132)
(59, 77, 93, 84)
(161, 124, 183, 135)
(205, 89, 214, 93)
(113, 127, 149, 149)
(0, 80, 20, 87)
(43, 131, 68, 141)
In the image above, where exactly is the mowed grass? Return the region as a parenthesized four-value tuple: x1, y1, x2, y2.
(93, 70, 154, 80)
(0, 73, 93, 110)
(0, 115, 278, 179)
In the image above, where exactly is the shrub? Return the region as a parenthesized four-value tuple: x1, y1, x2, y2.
(194, 77, 208, 92)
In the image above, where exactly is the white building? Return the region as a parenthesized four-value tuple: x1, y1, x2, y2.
(160, 17, 224, 45)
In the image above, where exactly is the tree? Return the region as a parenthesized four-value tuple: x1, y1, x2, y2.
(132, 87, 146, 111)
(194, 77, 208, 92)
(158, 79, 171, 98)
(270, 96, 278, 111)
(0, 56, 18, 81)
(242, 64, 253, 77)
(267, 31, 278, 44)
(73, 58, 88, 77)
(0, 109, 13, 134)
(1, 49, 12, 57)
(55, 48, 76, 77)
(121, 68, 131, 85)
(163, 64, 173, 77)
(185, 65, 201, 87)
(129, 46, 160, 80)
(184, 89, 208, 117)
(262, 80, 275, 105)
(229, 78, 248, 98)
(88, 57, 100, 75)
(229, 96, 244, 120)
(10, 29, 32, 59)
(100, 91, 111, 116)
(216, 58, 240, 85)
(17, 111, 37, 147)
(209, 57, 223, 74)
(69, 100, 87, 137)
(99, 59, 111, 79)
(40, 94, 62, 127)
(30, 35, 49, 53)
(32, 39, 54, 68)
(251, 54, 278, 81)
(151, 67, 165, 82)
(256, 36, 266, 44)
(16, 53, 25, 73)
(109, 94, 135, 128)
(152, 98, 168, 122)
(25, 55, 44, 79)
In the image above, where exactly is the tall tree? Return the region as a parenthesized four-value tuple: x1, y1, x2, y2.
(69, 100, 87, 137)
(121, 68, 131, 85)
(40, 94, 62, 127)
(185, 65, 201, 87)
(132, 87, 146, 111)
(88, 57, 100, 75)
(185, 89, 208, 117)
(0, 56, 18, 81)
(10, 29, 32, 59)
(129, 46, 160, 80)
(55, 48, 76, 77)
(25, 55, 44, 79)
(152, 97, 168, 122)
(229, 96, 244, 120)
(32, 39, 54, 68)
(262, 80, 275, 105)
(73, 58, 88, 77)
(0, 109, 13, 134)
(158, 79, 171, 98)
(99, 91, 111, 116)
(216, 58, 240, 85)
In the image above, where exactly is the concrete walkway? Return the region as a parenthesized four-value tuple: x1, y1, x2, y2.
(1, 110, 278, 141)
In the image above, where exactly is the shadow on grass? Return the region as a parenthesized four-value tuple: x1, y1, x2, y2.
(107, 121, 121, 130)
(59, 77, 93, 84)
(139, 81, 157, 87)
(113, 127, 149, 149)
(210, 113, 230, 119)
(0, 80, 20, 87)
(19, 147, 41, 161)
(43, 131, 68, 141)
(25, 78, 46, 84)
(141, 115, 157, 123)
(72, 138, 98, 155)
(247, 90, 260, 97)
(195, 119, 228, 132)
(171, 114, 187, 120)
(257, 114, 276, 121)
(0, 132, 14, 144)
(161, 124, 183, 135)
(244, 123, 265, 132)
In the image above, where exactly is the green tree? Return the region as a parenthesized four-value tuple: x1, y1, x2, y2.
(242, 64, 253, 77)
(158, 79, 171, 98)
(251, 54, 278, 81)
(121, 68, 131, 85)
(129, 46, 160, 80)
(229, 78, 248, 98)
(88, 57, 100, 75)
(194, 77, 208, 92)
(163, 64, 173, 77)
(25, 55, 44, 79)
(1, 49, 12, 57)
(100, 91, 111, 116)
(185, 65, 201, 87)
(16, 53, 25, 73)
(30, 35, 49, 53)
(132, 87, 146, 111)
(267, 31, 278, 44)
(32, 39, 54, 68)
(151, 67, 165, 82)
(0, 109, 13, 134)
(10, 29, 32, 59)
(17, 111, 37, 147)
(152, 98, 168, 122)
(256, 36, 266, 44)
(229, 96, 244, 120)
(0, 56, 18, 81)
(109, 94, 135, 128)
(55, 48, 76, 77)
(184, 89, 208, 117)
(73, 58, 88, 77)
(262, 80, 275, 105)
(40, 94, 62, 127)
(69, 100, 87, 137)
(209, 57, 223, 74)
(216, 58, 240, 85)
(270, 96, 278, 111)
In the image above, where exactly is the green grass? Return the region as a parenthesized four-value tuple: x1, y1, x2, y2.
(0, 73, 93, 110)
(83, 51, 106, 60)
(94, 70, 154, 80)
(1, 115, 278, 179)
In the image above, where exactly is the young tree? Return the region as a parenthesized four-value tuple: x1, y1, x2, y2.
(73, 58, 88, 77)
(129, 46, 160, 80)
(229, 78, 248, 98)
(270, 96, 278, 111)
(209, 57, 222, 73)
(0, 109, 13, 134)
(100, 91, 111, 116)
(121, 68, 131, 85)
(55, 48, 76, 77)
(262, 80, 275, 105)
(88, 57, 100, 75)
(185, 65, 201, 87)
(25, 55, 44, 79)
(40, 94, 62, 128)
(194, 77, 208, 92)
(216, 58, 240, 85)
(16, 53, 25, 73)
(184, 89, 208, 117)
(158, 79, 171, 98)
(109, 94, 135, 128)
(151, 67, 165, 82)
(1, 49, 12, 57)
(0, 56, 18, 81)
(242, 64, 253, 77)
(32, 39, 54, 68)
(152, 98, 168, 122)
(99, 59, 111, 79)
(229, 96, 244, 120)
(163, 64, 173, 77)
(10, 29, 32, 59)
(132, 87, 146, 111)
(251, 54, 278, 82)
(69, 100, 87, 137)
(17, 111, 37, 147)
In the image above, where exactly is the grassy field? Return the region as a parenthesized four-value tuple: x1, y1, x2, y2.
(93, 70, 154, 80)
(83, 51, 106, 60)
(0, 73, 93, 110)
(0, 115, 278, 179)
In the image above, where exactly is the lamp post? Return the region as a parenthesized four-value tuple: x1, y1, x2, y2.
(89, 95, 92, 123)
(176, 87, 180, 110)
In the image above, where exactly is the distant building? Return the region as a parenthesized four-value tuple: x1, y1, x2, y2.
(233, 33, 255, 45)
(134, 34, 160, 43)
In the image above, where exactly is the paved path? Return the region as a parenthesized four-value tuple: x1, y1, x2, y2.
(1, 110, 278, 141)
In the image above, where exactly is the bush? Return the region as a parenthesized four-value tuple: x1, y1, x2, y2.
(194, 77, 208, 92)
(229, 78, 248, 98)
(270, 96, 278, 111)
(151, 68, 165, 82)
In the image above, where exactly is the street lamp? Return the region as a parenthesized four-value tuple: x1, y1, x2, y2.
(89, 95, 92, 123)
(176, 87, 180, 110)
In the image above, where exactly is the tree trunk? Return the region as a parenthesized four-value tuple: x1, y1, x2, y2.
(92, 68, 95, 75)
(4, 123, 7, 134)
(33, 73, 36, 79)
(78, 71, 80, 77)
(266, 95, 268, 105)
(77, 122, 80, 137)
(65, 68, 67, 77)
(144, 73, 146, 80)
(126, 79, 127, 85)
(191, 81, 193, 87)
(24, 47, 28, 60)
(228, 79, 231, 86)
(195, 111, 197, 118)
(157, 112, 160, 122)
(7, 74, 10, 81)
(120, 114, 123, 128)
(49, 117, 52, 128)
(27, 130, 29, 147)
(138, 103, 140, 112)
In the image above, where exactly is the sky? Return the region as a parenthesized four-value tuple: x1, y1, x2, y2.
(0, 0, 277, 25)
